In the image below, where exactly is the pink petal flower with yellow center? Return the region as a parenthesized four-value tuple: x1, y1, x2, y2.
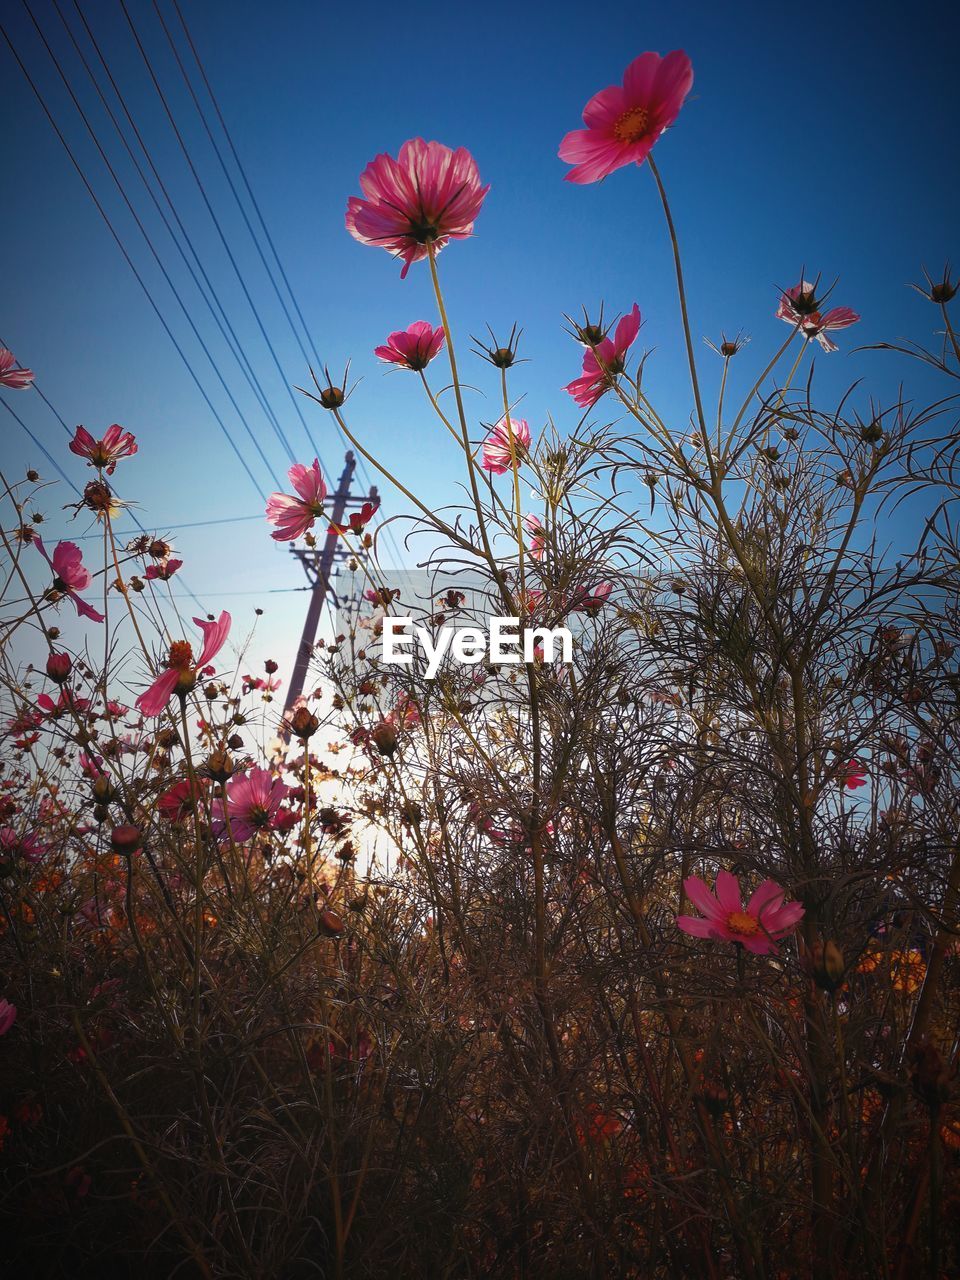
(69, 424, 138, 474)
(375, 321, 445, 371)
(0, 348, 34, 390)
(219, 767, 289, 842)
(559, 51, 694, 185)
(266, 459, 327, 542)
(33, 536, 105, 623)
(135, 612, 231, 717)
(482, 416, 532, 475)
(776, 281, 860, 352)
(677, 871, 804, 955)
(565, 305, 641, 408)
(346, 138, 490, 279)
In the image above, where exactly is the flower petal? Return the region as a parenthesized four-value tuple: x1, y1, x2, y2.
(714, 869, 742, 913)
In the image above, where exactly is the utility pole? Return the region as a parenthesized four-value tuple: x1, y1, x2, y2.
(280, 450, 378, 733)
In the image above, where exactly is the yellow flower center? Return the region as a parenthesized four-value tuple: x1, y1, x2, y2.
(726, 911, 759, 937)
(613, 106, 650, 143)
(167, 641, 194, 671)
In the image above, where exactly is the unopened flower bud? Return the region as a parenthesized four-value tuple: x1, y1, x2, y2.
(814, 939, 846, 992)
(46, 652, 72, 684)
(91, 775, 115, 805)
(318, 908, 344, 937)
(319, 385, 345, 410)
(370, 721, 398, 757)
(205, 749, 234, 783)
(92, 803, 110, 825)
(264, 659, 278, 674)
(110, 824, 141, 856)
(930, 279, 958, 304)
(290, 706, 320, 739)
(27, 469, 40, 482)
(227, 733, 244, 750)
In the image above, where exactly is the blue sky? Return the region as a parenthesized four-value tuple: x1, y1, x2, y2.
(2, 0, 958, 688)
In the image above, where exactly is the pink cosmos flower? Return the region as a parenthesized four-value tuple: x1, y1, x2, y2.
(346, 138, 490, 279)
(145, 559, 183, 582)
(79, 751, 105, 780)
(572, 581, 612, 611)
(565, 305, 641, 407)
(559, 51, 694, 184)
(242, 673, 281, 695)
(776, 282, 860, 352)
(387, 693, 421, 729)
(266, 459, 327, 542)
(481, 417, 532, 474)
(0, 348, 34, 390)
(38, 689, 91, 718)
(33, 537, 105, 623)
(69, 425, 138, 474)
(0, 998, 16, 1036)
(218, 767, 289, 842)
(135, 612, 231, 717)
(524, 514, 545, 560)
(330, 500, 380, 537)
(677, 871, 804, 955)
(158, 777, 210, 824)
(364, 586, 400, 606)
(0, 828, 44, 864)
(375, 321, 445, 371)
(840, 759, 868, 790)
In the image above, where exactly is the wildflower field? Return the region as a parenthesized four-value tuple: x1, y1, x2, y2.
(2, 28, 960, 1280)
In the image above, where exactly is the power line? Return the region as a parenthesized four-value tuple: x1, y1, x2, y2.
(167, 0, 406, 574)
(162, 0, 321, 387)
(70, 512, 264, 540)
(1, 398, 83, 496)
(167, 585, 313, 598)
(55, 0, 299, 478)
(118, 0, 325, 473)
(13, 1, 277, 498)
